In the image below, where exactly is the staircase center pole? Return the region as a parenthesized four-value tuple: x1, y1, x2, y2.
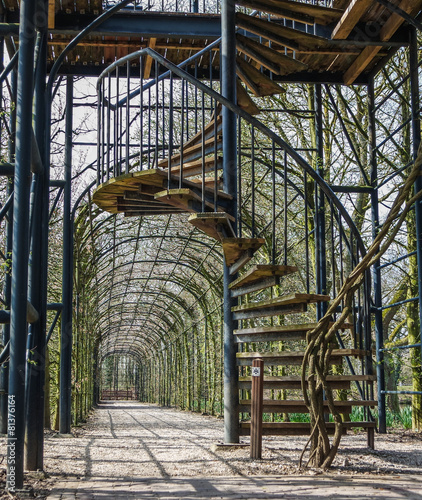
(221, 0, 239, 444)
(369, 77, 386, 433)
(315, 85, 327, 319)
(59, 77, 74, 434)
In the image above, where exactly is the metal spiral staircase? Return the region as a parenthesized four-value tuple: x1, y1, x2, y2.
(93, 0, 378, 444)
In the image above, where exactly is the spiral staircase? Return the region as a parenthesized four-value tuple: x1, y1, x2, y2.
(90, 0, 422, 445)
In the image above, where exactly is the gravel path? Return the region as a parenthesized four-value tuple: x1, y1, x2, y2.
(1, 401, 422, 498)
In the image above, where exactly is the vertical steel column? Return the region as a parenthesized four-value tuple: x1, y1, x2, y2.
(25, 0, 49, 469)
(368, 78, 386, 433)
(59, 77, 74, 434)
(0, 71, 16, 436)
(315, 85, 327, 318)
(409, 27, 422, 381)
(7, 0, 36, 491)
(221, 0, 239, 444)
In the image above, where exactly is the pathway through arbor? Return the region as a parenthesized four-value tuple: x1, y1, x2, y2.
(26, 401, 422, 498)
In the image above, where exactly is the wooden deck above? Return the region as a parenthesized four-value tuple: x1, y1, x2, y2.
(1, 0, 420, 83)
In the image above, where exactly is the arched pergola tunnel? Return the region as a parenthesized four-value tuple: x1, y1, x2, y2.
(0, 0, 422, 491)
(72, 202, 226, 415)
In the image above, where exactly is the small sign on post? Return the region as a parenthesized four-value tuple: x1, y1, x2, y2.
(250, 358, 264, 459)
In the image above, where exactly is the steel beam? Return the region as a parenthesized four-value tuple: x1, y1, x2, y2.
(59, 77, 74, 435)
(0, 49, 14, 438)
(409, 27, 422, 397)
(369, 77, 386, 433)
(315, 85, 327, 319)
(24, 0, 49, 470)
(7, 0, 36, 491)
(51, 12, 221, 39)
(222, 0, 239, 445)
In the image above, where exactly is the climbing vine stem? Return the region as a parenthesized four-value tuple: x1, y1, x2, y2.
(300, 145, 422, 469)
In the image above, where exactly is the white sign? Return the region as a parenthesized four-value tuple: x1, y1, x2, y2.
(252, 367, 261, 377)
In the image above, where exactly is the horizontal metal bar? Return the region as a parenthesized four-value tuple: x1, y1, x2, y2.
(50, 180, 66, 187)
(0, 163, 15, 176)
(47, 303, 64, 311)
(0, 301, 39, 324)
(0, 23, 19, 36)
(377, 296, 419, 310)
(381, 390, 422, 395)
(52, 12, 221, 39)
(377, 251, 417, 269)
(330, 185, 373, 193)
(380, 343, 422, 352)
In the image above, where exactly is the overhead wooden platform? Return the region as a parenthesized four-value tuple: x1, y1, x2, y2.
(1, 0, 420, 83)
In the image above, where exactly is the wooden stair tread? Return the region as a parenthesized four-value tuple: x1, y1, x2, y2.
(239, 399, 377, 412)
(236, 33, 308, 77)
(93, 169, 168, 213)
(157, 135, 222, 168)
(236, 0, 344, 26)
(188, 212, 235, 241)
(154, 188, 224, 213)
(236, 349, 369, 358)
(237, 56, 285, 97)
(238, 374, 376, 390)
(236, 349, 368, 366)
(182, 114, 222, 151)
(240, 421, 376, 429)
(236, 79, 260, 115)
(236, 12, 332, 53)
(239, 374, 376, 382)
(222, 237, 265, 266)
(233, 322, 353, 342)
(232, 293, 330, 313)
(234, 322, 353, 336)
(239, 421, 376, 436)
(239, 399, 377, 407)
(169, 156, 223, 178)
(229, 264, 298, 289)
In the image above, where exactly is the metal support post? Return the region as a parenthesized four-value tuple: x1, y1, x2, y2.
(368, 78, 386, 433)
(25, 0, 49, 470)
(409, 27, 422, 388)
(7, 0, 36, 491)
(59, 77, 74, 434)
(222, 0, 239, 444)
(0, 70, 16, 436)
(315, 85, 327, 319)
(250, 358, 263, 459)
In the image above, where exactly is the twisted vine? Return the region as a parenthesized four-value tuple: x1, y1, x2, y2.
(300, 145, 422, 469)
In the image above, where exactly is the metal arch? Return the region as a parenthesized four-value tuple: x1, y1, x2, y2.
(92, 235, 222, 264)
(95, 316, 172, 346)
(92, 259, 223, 298)
(96, 302, 189, 343)
(100, 349, 144, 365)
(92, 274, 222, 312)
(95, 307, 177, 333)
(96, 289, 198, 320)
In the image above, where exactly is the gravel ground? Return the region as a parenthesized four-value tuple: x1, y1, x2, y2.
(1, 401, 421, 498)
